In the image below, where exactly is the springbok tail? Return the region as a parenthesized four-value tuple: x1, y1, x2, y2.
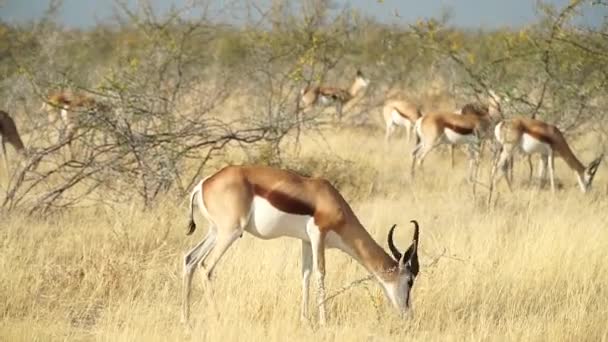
(186, 184, 200, 235)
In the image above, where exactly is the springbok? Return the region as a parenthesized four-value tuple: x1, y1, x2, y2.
(300, 70, 370, 120)
(0, 110, 26, 172)
(491, 116, 603, 193)
(182, 165, 420, 325)
(411, 109, 494, 182)
(449, 90, 503, 168)
(40, 91, 107, 149)
(382, 99, 422, 143)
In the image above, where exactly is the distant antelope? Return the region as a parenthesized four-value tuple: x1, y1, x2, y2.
(382, 99, 422, 143)
(0, 110, 26, 172)
(491, 116, 603, 193)
(182, 165, 420, 325)
(449, 90, 503, 167)
(40, 91, 107, 146)
(411, 109, 495, 182)
(300, 70, 370, 120)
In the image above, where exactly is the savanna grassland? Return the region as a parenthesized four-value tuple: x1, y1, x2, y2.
(2, 124, 607, 341)
(2, 1, 608, 341)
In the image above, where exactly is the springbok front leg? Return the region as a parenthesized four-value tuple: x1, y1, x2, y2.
(301, 240, 313, 321)
(548, 151, 556, 193)
(385, 122, 396, 143)
(1, 137, 7, 173)
(466, 142, 481, 184)
(537, 155, 548, 190)
(489, 143, 515, 204)
(306, 220, 327, 326)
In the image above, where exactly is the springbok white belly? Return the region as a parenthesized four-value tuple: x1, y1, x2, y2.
(318, 95, 334, 105)
(443, 128, 477, 145)
(521, 133, 551, 155)
(391, 110, 411, 127)
(246, 196, 352, 252)
(247, 196, 311, 241)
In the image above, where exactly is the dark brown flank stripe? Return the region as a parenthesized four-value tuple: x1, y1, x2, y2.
(523, 126, 553, 144)
(393, 107, 408, 119)
(444, 121, 474, 135)
(252, 184, 315, 216)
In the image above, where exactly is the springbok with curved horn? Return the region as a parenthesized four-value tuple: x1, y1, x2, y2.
(382, 99, 422, 143)
(491, 116, 603, 193)
(0, 110, 26, 172)
(182, 165, 420, 325)
(300, 70, 370, 120)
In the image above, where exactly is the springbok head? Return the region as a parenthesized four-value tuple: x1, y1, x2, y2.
(582, 154, 604, 192)
(384, 220, 420, 315)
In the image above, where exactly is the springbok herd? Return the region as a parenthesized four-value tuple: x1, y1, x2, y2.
(0, 68, 604, 325)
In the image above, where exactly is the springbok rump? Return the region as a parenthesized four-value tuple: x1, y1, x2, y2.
(382, 98, 422, 144)
(299, 70, 370, 121)
(491, 116, 603, 194)
(182, 165, 420, 325)
(0, 110, 26, 173)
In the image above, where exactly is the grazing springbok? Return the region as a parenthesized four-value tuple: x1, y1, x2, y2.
(182, 165, 420, 325)
(0, 110, 26, 172)
(300, 70, 370, 120)
(382, 99, 422, 143)
(449, 90, 503, 168)
(491, 116, 603, 193)
(41, 91, 107, 147)
(411, 109, 495, 182)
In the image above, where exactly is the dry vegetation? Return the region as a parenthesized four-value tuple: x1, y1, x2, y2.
(2, 127, 608, 341)
(2, 0, 608, 341)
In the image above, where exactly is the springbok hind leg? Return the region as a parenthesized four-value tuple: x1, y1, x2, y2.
(182, 229, 217, 323)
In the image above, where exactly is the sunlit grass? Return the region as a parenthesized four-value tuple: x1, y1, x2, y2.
(1, 124, 607, 341)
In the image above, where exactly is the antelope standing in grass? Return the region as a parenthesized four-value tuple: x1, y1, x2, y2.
(382, 99, 422, 143)
(40, 91, 108, 150)
(0, 110, 26, 172)
(411, 107, 497, 182)
(491, 116, 603, 194)
(182, 165, 420, 325)
(449, 90, 503, 168)
(300, 70, 370, 120)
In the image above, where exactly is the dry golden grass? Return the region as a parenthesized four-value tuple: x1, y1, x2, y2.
(1, 124, 607, 341)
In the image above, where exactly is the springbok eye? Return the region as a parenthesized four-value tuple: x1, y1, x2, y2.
(407, 278, 414, 288)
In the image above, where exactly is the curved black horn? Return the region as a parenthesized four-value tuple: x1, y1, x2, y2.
(407, 220, 420, 276)
(387, 224, 402, 261)
(410, 220, 420, 243)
